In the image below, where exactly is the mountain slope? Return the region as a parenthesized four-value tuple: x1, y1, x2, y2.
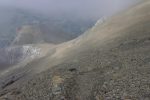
(1, 1, 150, 100)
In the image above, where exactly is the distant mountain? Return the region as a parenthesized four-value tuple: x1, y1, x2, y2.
(0, 7, 95, 47)
(11, 24, 74, 45)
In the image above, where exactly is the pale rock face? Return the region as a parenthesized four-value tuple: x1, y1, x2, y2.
(21, 46, 41, 60)
(0, 45, 42, 70)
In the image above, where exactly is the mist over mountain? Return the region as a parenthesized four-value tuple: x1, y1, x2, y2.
(0, 0, 140, 47)
(0, 0, 140, 19)
(0, 7, 95, 47)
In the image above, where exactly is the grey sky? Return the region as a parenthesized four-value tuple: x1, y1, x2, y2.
(0, 0, 140, 19)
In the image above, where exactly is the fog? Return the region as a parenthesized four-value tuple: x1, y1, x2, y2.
(0, 0, 140, 19)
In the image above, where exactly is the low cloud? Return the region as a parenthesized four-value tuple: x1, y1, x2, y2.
(0, 0, 140, 19)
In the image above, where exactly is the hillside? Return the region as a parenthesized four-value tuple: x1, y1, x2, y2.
(0, 0, 150, 100)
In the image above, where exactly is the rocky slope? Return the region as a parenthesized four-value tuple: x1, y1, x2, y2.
(1, 0, 150, 100)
